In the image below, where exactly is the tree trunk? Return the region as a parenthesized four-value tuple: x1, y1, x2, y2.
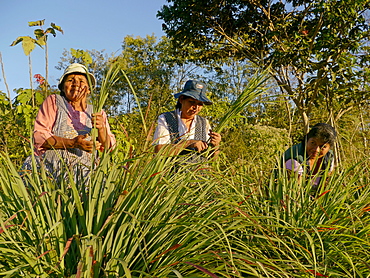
(29, 55, 34, 107)
(302, 110, 310, 134)
(359, 108, 368, 154)
(328, 109, 341, 168)
(0, 52, 12, 109)
(45, 41, 48, 97)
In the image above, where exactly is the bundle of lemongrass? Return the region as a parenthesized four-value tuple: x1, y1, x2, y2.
(213, 70, 271, 134)
(92, 62, 121, 114)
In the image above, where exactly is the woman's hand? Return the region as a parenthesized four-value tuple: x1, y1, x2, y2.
(187, 131, 221, 153)
(73, 134, 101, 153)
(92, 112, 111, 149)
(43, 134, 100, 153)
(75, 86, 89, 102)
(188, 140, 209, 152)
(209, 131, 221, 147)
(66, 85, 90, 105)
(92, 113, 105, 130)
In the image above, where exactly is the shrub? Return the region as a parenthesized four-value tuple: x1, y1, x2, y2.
(222, 124, 291, 173)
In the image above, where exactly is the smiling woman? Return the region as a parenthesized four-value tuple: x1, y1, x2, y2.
(153, 79, 221, 161)
(21, 63, 116, 181)
(282, 123, 337, 192)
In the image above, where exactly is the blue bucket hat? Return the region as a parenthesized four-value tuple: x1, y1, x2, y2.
(174, 80, 213, 105)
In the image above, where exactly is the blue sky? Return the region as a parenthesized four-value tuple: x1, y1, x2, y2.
(0, 0, 167, 99)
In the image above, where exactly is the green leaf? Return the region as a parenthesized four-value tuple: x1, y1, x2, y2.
(35, 91, 45, 104)
(37, 37, 46, 46)
(34, 29, 44, 40)
(16, 90, 32, 104)
(71, 48, 92, 64)
(51, 22, 64, 34)
(10, 36, 24, 47)
(21, 37, 37, 56)
(45, 27, 56, 37)
(28, 19, 44, 27)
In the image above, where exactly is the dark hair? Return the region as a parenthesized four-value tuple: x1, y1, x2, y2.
(175, 95, 193, 109)
(303, 123, 337, 146)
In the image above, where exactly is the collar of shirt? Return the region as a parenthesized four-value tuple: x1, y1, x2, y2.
(176, 109, 198, 139)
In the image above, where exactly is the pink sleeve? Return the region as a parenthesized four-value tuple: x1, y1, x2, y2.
(101, 109, 116, 149)
(285, 159, 304, 175)
(33, 95, 58, 153)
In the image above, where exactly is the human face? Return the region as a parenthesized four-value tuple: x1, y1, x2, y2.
(62, 74, 90, 102)
(306, 137, 331, 159)
(179, 97, 204, 119)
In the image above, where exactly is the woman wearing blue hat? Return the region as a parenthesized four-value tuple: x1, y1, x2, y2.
(153, 80, 221, 157)
(22, 63, 116, 181)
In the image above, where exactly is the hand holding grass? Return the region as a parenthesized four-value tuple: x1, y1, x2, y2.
(208, 130, 221, 147)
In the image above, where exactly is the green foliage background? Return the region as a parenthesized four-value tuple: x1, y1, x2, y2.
(1, 3, 370, 275)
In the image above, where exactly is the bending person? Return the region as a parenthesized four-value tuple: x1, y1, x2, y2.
(282, 123, 337, 192)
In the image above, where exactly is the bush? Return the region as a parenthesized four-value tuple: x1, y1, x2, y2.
(222, 124, 291, 173)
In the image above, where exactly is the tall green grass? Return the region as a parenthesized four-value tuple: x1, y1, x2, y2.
(1, 151, 369, 277)
(0, 68, 369, 277)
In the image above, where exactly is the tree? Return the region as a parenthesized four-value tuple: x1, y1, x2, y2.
(57, 48, 110, 87)
(111, 35, 211, 118)
(11, 20, 63, 100)
(29, 20, 63, 89)
(158, 0, 370, 132)
(112, 35, 174, 116)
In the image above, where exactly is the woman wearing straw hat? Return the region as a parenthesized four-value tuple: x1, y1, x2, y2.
(153, 80, 221, 160)
(22, 63, 116, 181)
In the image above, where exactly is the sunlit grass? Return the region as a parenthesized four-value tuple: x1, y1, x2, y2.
(1, 143, 370, 277)
(0, 68, 369, 277)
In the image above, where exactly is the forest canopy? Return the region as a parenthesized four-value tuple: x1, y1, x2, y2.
(158, 0, 370, 131)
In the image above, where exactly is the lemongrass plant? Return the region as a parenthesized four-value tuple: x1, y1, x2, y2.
(1, 64, 370, 277)
(1, 138, 370, 277)
(0, 147, 243, 277)
(120, 69, 147, 135)
(92, 62, 121, 114)
(213, 69, 271, 134)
